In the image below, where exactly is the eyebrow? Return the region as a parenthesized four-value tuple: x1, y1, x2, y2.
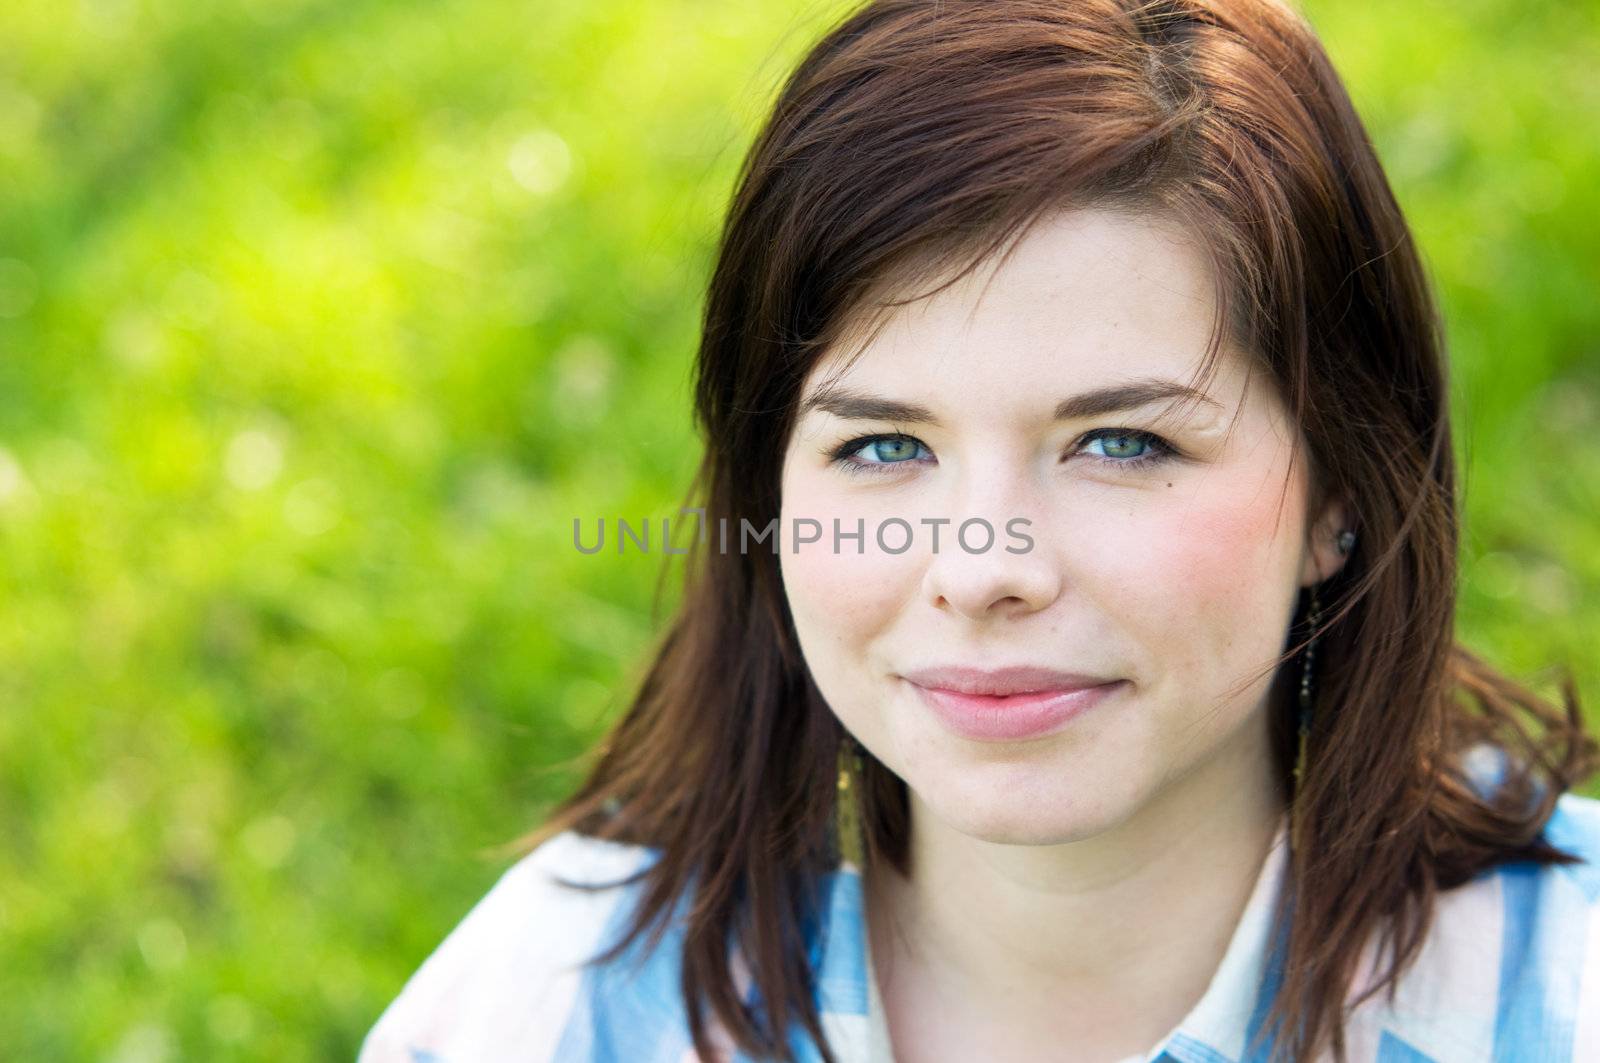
(797, 377, 1223, 424)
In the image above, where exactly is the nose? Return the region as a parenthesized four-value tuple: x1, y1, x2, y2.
(920, 514, 1062, 620)
(928, 528, 1062, 617)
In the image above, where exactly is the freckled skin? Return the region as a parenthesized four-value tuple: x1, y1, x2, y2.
(777, 208, 1351, 847)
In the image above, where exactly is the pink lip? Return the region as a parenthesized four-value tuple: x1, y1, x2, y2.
(901, 666, 1125, 742)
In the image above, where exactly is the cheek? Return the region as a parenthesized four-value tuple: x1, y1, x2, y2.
(782, 544, 904, 643)
(1079, 478, 1301, 678)
(777, 477, 917, 664)
(1170, 496, 1296, 608)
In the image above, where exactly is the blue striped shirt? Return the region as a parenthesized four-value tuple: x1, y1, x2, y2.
(359, 789, 1600, 1062)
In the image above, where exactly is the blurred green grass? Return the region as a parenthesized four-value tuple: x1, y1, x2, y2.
(0, 1, 1594, 1059)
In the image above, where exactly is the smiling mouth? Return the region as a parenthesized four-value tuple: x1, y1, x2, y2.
(899, 664, 1122, 697)
(903, 675, 1126, 742)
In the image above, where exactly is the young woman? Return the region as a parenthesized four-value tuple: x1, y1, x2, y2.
(361, 1, 1600, 1060)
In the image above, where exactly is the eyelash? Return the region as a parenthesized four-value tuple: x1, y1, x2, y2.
(826, 429, 1176, 477)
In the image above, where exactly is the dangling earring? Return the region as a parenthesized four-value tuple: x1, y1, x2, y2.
(837, 732, 864, 793)
(1293, 582, 1321, 797)
(835, 733, 867, 868)
(1294, 528, 1355, 797)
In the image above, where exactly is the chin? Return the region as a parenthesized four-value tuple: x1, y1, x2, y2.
(914, 767, 1138, 847)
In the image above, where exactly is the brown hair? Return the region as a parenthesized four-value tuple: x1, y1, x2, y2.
(512, 1, 1597, 1060)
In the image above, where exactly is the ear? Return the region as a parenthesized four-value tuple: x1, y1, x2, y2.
(1300, 492, 1354, 588)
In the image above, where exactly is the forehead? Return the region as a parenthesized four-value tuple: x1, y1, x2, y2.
(803, 208, 1250, 404)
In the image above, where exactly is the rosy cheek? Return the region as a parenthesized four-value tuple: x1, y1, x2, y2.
(1057, 475, 1299, 671)
(779, 473, 918, 646)
(1134, 484, 1303, 677)
(781, 525, 911, 641)
(1174, 500, 1288, 595)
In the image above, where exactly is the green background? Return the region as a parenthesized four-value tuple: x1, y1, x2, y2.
(0, 0, 1594, 1058)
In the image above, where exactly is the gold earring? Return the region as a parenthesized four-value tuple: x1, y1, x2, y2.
(838, 734, 863, 792)
(835, 735, 867, 867)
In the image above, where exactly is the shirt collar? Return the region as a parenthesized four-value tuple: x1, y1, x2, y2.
(1153, 808, 1293, 1063)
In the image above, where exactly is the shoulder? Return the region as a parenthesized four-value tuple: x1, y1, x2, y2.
(1541, 789, 1600, 878)
(1342, 791, 1600, 1062)
(357, 830, 661, 1063)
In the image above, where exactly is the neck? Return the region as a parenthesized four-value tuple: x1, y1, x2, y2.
(864, 707, 1286, 1059)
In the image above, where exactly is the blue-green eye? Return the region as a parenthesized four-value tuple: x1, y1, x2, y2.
(827, 433, 931, 475)
(825, 427, 1175, 477)
(862, 438, 921, 462)
(1077, 428, 1172, 470)
(1083, 431, 1152, 460)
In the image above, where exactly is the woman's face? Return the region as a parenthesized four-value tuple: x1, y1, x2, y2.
(777, 208, 1349, 845)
